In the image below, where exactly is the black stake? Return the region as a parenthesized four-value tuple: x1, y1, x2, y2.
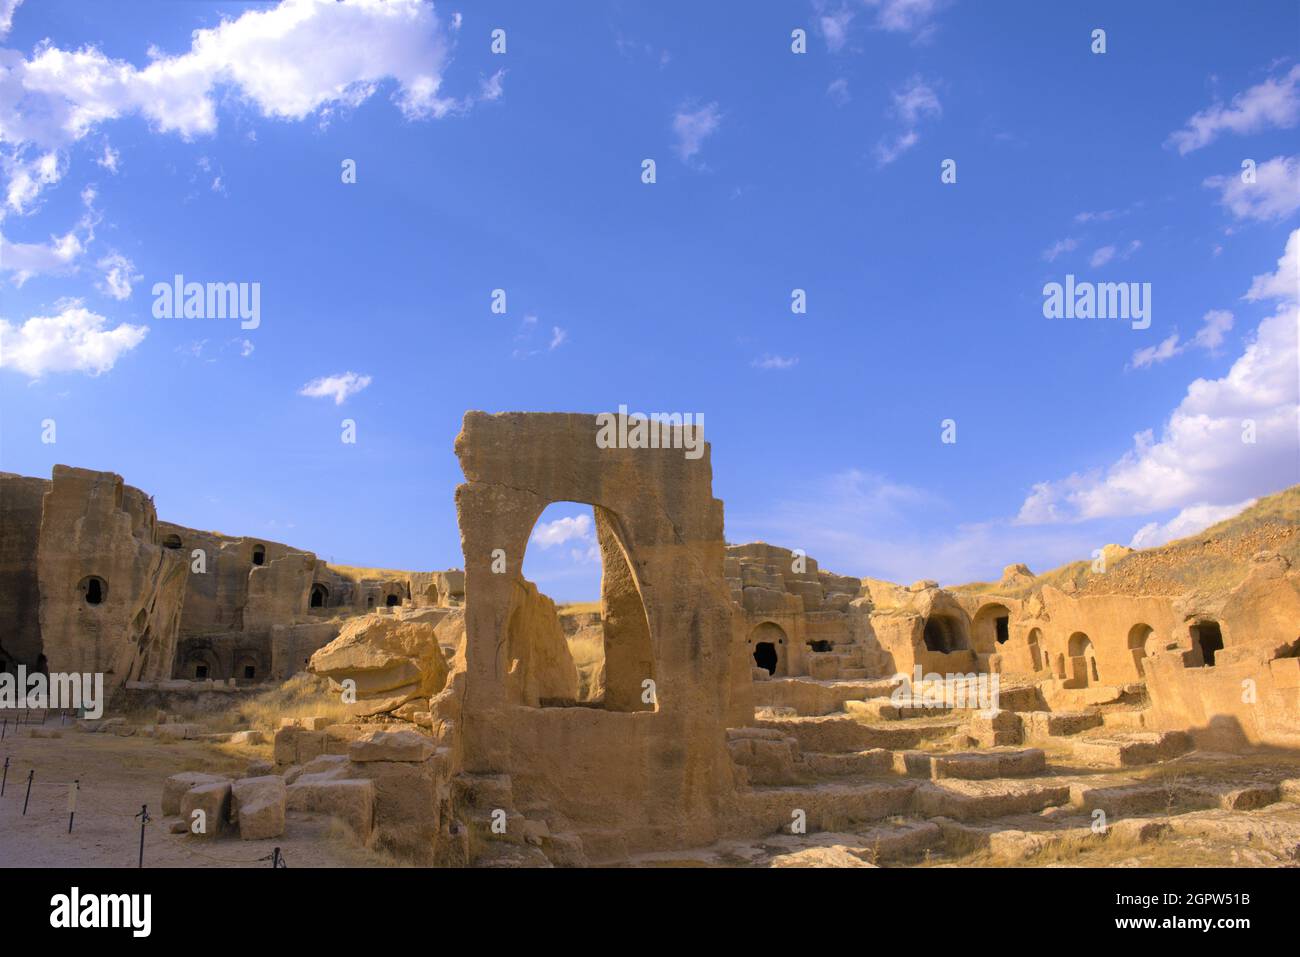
(1, 717, 6, 740)
(1, 755, 8, 796)
(67, 779, 79, 833)
(22, 769, 34, 814)
(134, 804, 150, 868)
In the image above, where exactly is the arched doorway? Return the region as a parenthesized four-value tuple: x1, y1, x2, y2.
(310, 583, 329, 608)
(1190, 620, 1224, 667)
(971, 604, 1011, 654)
(1026, 627, 1044, 672)
(748, 622, 787, 676)
(385, 593, 402, 607)
(1128, 623, 1154, 677)
(922, 613, 969, 654)
(78, 575, 107, 605)
(1067, 631, 1099, 685)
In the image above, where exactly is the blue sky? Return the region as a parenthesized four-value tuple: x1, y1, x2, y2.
(1, 0, 1297, 602)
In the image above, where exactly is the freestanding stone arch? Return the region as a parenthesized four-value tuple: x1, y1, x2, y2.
(454, 411, 735, 856)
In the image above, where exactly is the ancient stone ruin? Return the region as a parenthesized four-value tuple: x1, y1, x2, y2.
(2, 411, 1299, 867)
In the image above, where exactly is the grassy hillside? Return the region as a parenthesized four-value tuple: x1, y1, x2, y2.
(955, 484, 1300, 599)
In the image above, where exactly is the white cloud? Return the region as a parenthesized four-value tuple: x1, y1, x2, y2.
(1245, 227, 1299, 302)
(95, 251, 139, 300)
(298, 370, 371, 405)
(672, 102, 721, 163)
(1127, 310, 1235, 370)
(548, 326, 567, 350)
(1128, 332, 1181, 370)
(1090, 245, 1116, 268)
(0, 0, 21, 38)
(0, 0, 489, 212)
(1191, 308, 1235, 352)
(874, 130, 918, 166)
(0, 301, 147, 377)
(1042, 237, 1079, 262)
(752, 354, 799, 370)
(96, 143, 119, 173)
(827, 77, 850, 106)
(531, 513, 592, 548)
(1075, 208, 1121, 224)
(875, 77, 939, 166)
(1167, 65, 1300, 154)
(0, 227, 82, 284)
(1204, 154, 1300, 222)
(1129, 499, 1256, 550)
(816, 6, 855, 52)
(1018, 230, 1299, 524)
(865, 0, 944, 35)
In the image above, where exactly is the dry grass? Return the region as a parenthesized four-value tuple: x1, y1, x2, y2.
(568, 633, 605, 702)
(953, 483, 1300, 599)
(233, 672, 356, 731)
(559, 601, 602, 615)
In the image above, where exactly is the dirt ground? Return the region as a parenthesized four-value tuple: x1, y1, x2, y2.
(0, 722, 395, 868)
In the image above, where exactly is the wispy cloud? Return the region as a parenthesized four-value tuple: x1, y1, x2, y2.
(1203, 154, 1300, 222)
(299, 371, 372, 405)
(1167, 64, 1300, 154)
(752, 354, 799, 370)
(672, 101, 721, 164)
(875, 76, 940, 166)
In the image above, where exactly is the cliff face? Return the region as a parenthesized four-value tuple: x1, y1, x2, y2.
(32, 467, 187, 691)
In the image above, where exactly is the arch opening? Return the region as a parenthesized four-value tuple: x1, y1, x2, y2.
(519, 501, 656, 712)
(922, 613, 968, 654)
(79, 576, 107, 606)
(251, 544, 266, 566)
(1191, 620, 1224, 667)
(310, 583, 329, 609)
(1128, 623, 1154, 677)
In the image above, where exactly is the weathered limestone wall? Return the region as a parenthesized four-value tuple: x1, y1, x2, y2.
(454, 411, 737, 855)
(35, 466, 187, 690)
(0, 473, 49, 668)
(1143, 563, 1300, 748)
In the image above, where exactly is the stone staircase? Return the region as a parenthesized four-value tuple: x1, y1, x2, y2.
(716, 671, 1300, 866)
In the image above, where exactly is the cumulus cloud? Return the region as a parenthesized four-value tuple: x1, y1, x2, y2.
(1018, 230, 1299, 524)
(1167, 64, 1300, 154)
(0, 0, 491, 212)
(1244, 227, 1299, 302)
(672, 101, 721, 164)
(530, 513, 592, 548)
(0, 301, 147, 377)
(298, 370, 371, 404)
(1204, 154, 1300, 222)
(0, 0, 21, 38)
(1129, 499, 1256, 550)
